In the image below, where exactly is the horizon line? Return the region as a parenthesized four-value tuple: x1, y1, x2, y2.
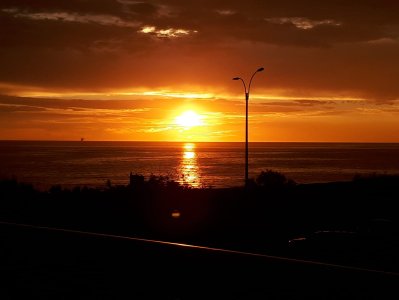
(1, 139, 399, 144)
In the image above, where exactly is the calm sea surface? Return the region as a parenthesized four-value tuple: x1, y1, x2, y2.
(1, 141, 399, 189)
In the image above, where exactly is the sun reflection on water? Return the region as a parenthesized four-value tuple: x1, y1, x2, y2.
(179, 143, 201, 188)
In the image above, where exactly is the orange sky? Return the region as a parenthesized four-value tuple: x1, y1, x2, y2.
(1, 1, 399, 142)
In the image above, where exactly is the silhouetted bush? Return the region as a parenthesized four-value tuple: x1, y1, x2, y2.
(106, 179, 112, 189)
(148, 174, 174, 189)
(49, 185, 63, 195)
(353, 172, 399, 182)
(352, 173, 399, 190)
(0, 178, 34, 193)
(255, 170, 296, 189)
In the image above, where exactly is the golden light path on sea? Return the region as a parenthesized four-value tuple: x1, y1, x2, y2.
(178, 143, 200, 188)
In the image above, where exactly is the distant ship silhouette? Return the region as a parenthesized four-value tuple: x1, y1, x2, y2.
(80, 138, 85, 142)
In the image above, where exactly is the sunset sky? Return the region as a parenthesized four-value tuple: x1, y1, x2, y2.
(1, 0, 399, 142)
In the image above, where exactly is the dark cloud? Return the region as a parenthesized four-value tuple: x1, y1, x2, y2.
(1, 0, 126, 16)
(1, 1, 399, 100)
(147, 0, 399, 46)
(0, 95, 151, 110)
(261, 100, 336, 106)
(3, 1, 398, 48)
(0, 104, 46, 113)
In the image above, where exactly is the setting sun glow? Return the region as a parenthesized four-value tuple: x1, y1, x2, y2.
(175, 111, 204, 129)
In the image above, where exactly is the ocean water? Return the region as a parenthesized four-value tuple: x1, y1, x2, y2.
(1, 141, 399, 189)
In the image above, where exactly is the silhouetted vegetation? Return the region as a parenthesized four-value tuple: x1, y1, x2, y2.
(1, 172, 399, 272)
(255, 169, 296, 189)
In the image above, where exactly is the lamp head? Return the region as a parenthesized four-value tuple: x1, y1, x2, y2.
(257, 67, 264, 72)
(232, 77, 241, 80)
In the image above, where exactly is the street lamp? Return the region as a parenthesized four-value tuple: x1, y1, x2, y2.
(233, 67, 264, 187)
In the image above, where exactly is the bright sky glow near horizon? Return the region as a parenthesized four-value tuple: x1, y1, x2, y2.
(1, 1, 399, 142)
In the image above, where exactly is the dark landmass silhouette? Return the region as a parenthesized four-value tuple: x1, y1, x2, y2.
(1, 171, 399, 298)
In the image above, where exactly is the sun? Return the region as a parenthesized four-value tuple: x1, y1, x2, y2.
(175, 110, 203, 129)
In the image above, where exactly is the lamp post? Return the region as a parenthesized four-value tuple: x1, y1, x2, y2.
(233, 67, 264, 187)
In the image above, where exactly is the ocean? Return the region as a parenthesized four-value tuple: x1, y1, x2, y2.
(1, 141, 399, 189)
